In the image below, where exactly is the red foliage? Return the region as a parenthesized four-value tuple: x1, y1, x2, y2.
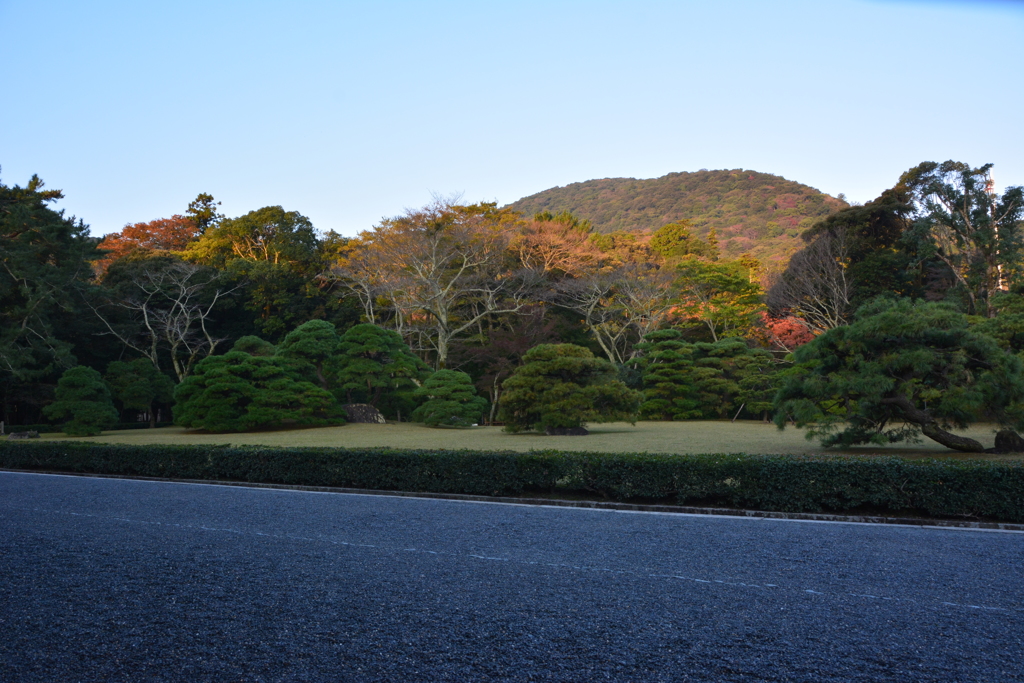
(96, 215, 200, 273)
(758, 311, 815, 352)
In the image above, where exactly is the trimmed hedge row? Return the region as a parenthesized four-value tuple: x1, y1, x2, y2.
(3, 422, 175, 435)
(2, 441, 1022, 522)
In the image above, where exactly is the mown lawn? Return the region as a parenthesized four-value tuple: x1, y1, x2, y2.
(35, 420, 1024, 461)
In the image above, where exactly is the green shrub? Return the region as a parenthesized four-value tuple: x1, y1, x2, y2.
(412, 370, 487, 427)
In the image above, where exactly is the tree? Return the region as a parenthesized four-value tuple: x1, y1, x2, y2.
(555, 263, 676, 364)
(632, 330, 701, 420)
(769, 180, 921, 330)
(510, 211, 604, 276)
(43, 366, 119, 436)
(1, 174, 98, 388)
(765, 227, 851, 333)
(773, 298, 1024, 452)
(95, 215, 201, 273)
(185, 205, 338, 338)
(94, 254, 239, 381)
(497, 344, 641, 433)
(757, 312, 815, 354)
(449, 306, 558, 424)
(673, 258, 764, 341)
(633, 331, 776, 420)
(276, 319, 342, 390)
(335, 323, 429, 407)
(173, 350, 344, 432)
(185, 192, 224, 234)
(232, 335, 277, 357)
(904, 161, 1024, 317)
(412, 370, 487, 427)
(104, 359, 175, 427)
(332, 199, 541, 367)
(650, 220, 718, 261)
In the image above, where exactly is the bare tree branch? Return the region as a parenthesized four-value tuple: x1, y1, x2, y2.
(767, 227, 852, 334)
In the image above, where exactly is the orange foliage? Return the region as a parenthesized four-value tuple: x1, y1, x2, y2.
(511, 219, 605, 276)
(96, 215, 200, 274)
(757, 311, 815, 352)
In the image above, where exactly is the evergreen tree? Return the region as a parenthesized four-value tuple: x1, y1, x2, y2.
(104, 359, 175, 427)
(650, 220, 718, 261)
(1, 174, 101, 424)
(335, 324, 428, 407)
(673, 258, 764, 341)
(412, 370, 487, 427)
(498, 344, 641, 433)
(774, 298, 1024, 452)
(634, 331, 776, 420)
(232, 336, 277, 357)
(633, 330, 700, 420)
(276, 319, 342, 389)
(173, 350, 343, 432)
(43, 366, 119, 436)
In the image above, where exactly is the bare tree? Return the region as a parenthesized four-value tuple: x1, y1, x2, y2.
(93, 258, 239, 381)
(556, 263, 675, 364)
(767, 227, 852, 334)
(332, 199, 543, 368)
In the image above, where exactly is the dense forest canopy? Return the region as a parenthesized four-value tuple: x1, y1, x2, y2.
(507, 169, 849, 264)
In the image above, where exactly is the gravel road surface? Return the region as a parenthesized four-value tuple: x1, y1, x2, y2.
(1, 472, 1022, 682)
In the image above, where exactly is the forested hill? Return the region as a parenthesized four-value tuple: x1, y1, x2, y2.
(507, 169, 849, 263)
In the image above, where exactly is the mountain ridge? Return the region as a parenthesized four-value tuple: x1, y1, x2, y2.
(506, 169, 848, 263)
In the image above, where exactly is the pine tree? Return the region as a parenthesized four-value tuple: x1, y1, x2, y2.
(43, 366, 119, 436)
(412, 370, 487, 427)
(498, 344, 641, 433)
(105, 359, 175, 427)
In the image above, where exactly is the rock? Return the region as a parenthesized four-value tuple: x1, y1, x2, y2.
(7, 431, 40, 440)
(993, 429, 1024, 453)
(545, 426, 589, 436)
(342, 404, 387, 424)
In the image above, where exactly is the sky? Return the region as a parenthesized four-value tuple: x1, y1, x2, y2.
(1, 0, 1022, 238)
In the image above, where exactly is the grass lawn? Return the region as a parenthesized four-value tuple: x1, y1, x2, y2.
(35, 420, 1024, 461)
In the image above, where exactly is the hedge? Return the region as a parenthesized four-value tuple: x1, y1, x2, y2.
(2, 422, 175, 435)
(1, 441, 1022, 522)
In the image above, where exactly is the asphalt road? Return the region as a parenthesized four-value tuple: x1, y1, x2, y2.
(1, 472, 1022, 682)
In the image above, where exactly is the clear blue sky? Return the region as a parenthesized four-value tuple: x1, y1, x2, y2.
(1, 0, 1021, 237)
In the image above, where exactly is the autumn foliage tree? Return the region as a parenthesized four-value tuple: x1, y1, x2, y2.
(333, 199, 541, 367)
(96, 215, 201, 273)
(511, 211, 604, 276)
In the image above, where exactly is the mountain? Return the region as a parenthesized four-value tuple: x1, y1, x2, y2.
(506, 169, 849, 264)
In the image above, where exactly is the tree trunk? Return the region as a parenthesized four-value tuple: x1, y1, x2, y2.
(881, 395, 984, 452)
